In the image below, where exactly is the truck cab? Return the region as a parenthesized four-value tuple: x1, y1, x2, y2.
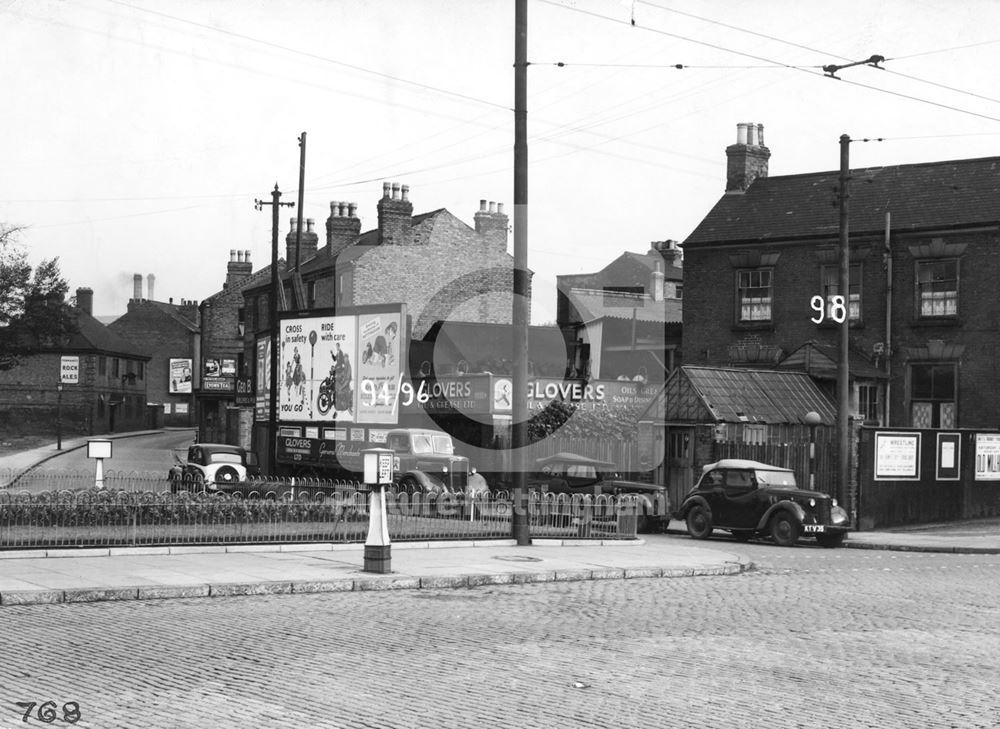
(385, 428, 488, 494)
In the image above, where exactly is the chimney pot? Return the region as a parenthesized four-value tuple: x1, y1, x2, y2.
(488, 201, 497, 214)
(330, 201, 339, 216)
(382, 182, 391, 198)
(289, 218, 298, 232)
(133, 273, 142, 300)
(756, 123, 765, 147)
(147, 273, 155, 301)
(391, 182, 400, 200)
(480, 199, 487, 212)
(401, 184, 409, 202)
(245, 249, 251, 262)
(339, 202, 348, 217)
(307, 218, 315, 233)
(736, 122, 748, 145)
(497, 202, 505, 215)
(348, 202, 357, 218)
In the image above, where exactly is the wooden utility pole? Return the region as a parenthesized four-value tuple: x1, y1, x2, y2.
(294, 132, 307, 272)
(255, 184, 294, 473)
(511, 0, 530, 545)
(837, 135, 851, 508)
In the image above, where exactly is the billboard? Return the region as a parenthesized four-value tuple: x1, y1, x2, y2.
(169, 358, 193, 394)
(276, 306, 404, 424)
(60, 356, 79, 385)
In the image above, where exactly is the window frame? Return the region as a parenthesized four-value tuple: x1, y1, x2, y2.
(909, 362, 957, 429)
(820, 263, 862, 322)
(735, 268, 773, 323)
(915, 258, 959, 319)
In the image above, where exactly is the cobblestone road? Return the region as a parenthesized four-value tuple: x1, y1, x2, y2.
(1, 538, 998, 729)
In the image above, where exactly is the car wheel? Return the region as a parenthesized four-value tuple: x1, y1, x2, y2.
(685, 504, 713, 539)
(816, 532, 845, 548)
(731, 530, 754, 542)
(770, 512, 800, 547)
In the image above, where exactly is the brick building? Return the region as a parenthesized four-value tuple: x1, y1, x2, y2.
(240, 182, 522, 339)
(556, 242, 682, 384)
(683, 122, 1000, 430)
(107, 274, 200, 428)
(0, 287, 150, 437)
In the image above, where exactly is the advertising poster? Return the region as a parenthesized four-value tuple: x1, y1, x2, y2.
(974, 433, 1000, 481)
(60, 355, 80, 384)
(278, 315, 357, 422)
(169, 358, 193, 394)
(874, 431, 921, 480)
(255, 338, 270, 421)
(355, 311, 402, 423)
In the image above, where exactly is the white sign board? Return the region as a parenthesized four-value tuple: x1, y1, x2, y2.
(874, 431, 921, 480)
(60, 356, 79, 384)
(974, 433, 1000, 481)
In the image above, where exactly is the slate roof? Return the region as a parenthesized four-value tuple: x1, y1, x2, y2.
(685, 156, 1000, 246)
(778, 340, 886, 381)
(65, 310, 149, 359)
(566, 288, 682, 325)
(682, 366, 836, 425)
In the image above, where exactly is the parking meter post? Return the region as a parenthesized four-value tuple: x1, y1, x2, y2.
(362, 448, 393, 574)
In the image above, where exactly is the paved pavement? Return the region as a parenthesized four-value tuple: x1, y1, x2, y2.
(1, 430, 999, 608)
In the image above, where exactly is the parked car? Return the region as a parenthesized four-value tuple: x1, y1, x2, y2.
(529, 452, 670, 533)
(384, 428, 488, 495)
(168, 443, 259, 492)
(676, 458, 849, 547)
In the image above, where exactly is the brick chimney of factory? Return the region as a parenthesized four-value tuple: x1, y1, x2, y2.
(726, 122, 770, 193)
(377, 182, 413, 245)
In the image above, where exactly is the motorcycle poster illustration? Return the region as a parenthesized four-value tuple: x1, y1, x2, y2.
(278, 315, 357, 422)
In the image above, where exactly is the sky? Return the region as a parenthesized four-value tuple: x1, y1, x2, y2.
(4, 0, 1000, 324)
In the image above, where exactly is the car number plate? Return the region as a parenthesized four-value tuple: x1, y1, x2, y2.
(803, 524, 825, 533)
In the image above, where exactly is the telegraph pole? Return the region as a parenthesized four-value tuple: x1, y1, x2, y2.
(255, 184, 294, 473)
(511, 0, 530, 545)
(294, 132, 307, 272)
(837, 135, 851, 508)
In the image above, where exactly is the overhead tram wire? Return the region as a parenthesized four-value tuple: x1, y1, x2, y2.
(636, 0, 1000, 108)
(102, 0, 510, 112)
(540, 0, 1000, 126)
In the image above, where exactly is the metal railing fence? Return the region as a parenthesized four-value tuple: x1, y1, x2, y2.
(0, 471, 638, 549)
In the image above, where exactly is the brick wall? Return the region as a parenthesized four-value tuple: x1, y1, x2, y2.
(683, 228, 1000, 428)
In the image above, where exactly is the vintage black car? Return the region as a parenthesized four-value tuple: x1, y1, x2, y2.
(676, 459, 849, 547)
(530, 452, 670, 533)
(168, 443, 259, 492)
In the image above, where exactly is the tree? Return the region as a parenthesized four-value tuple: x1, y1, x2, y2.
(0, 224, 77, 370)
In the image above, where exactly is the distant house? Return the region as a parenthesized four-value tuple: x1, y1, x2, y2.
(0, 287, 150, 436)
(556, 241, 683, 384)
(108, 275, 200, 428)
(683, 122, 1000, 430)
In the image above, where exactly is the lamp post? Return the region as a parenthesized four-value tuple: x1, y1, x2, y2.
(805, 411, 822, 491)
(56, 383, 63, 451)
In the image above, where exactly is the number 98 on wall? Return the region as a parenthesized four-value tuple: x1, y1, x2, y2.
(810, 295, 847, 324)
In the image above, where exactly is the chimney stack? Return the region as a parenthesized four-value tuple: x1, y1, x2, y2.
(474, 198, 509, 250)
(326, 200, 362, 254)
(286, 216, 319, 266)
(377, 180, 414, 245)
(650, 261, 665, 302)
(75, 287, 93, 316)
(226, 249, 253, 290)
(726, 122, 770, 193)
(132, 273, 143, 301)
